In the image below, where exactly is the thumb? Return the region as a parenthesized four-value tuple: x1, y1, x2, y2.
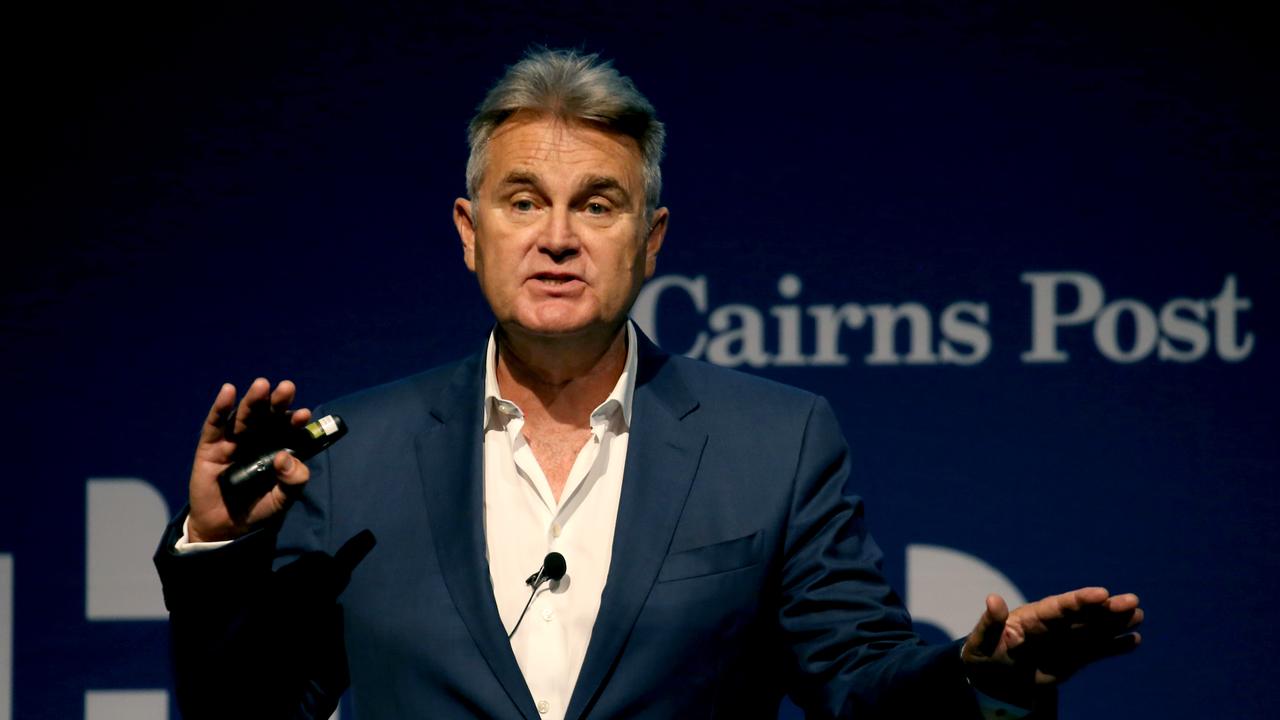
(273, 450, 310, 489)
(970, 593, 1010, 658)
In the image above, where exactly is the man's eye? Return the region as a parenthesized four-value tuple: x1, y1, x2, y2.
(513, 199, 536, 212)
(585, 202, 609, 215)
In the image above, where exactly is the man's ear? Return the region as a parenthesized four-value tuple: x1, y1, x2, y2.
(643, 207, 669, 279)
(454, 198, 477, 272)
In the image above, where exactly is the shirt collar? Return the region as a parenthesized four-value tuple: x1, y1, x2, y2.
(483, 321, 638, 430)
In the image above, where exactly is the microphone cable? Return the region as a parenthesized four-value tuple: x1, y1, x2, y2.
(508, 552, 567, 639)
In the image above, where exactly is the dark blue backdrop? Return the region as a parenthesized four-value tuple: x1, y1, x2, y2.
(4, 3, 1277, 718)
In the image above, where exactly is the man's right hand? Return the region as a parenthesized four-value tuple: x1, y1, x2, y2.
(188, 378, 313, 543)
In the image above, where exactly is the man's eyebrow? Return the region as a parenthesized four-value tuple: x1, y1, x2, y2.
(579, 175, 632, 203)
(497, 170, 542, 189)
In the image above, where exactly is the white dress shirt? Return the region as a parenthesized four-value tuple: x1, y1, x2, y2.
(482, 322, 636, 720)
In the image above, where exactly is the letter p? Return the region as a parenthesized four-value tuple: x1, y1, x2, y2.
(1021, 271, 1105, 362)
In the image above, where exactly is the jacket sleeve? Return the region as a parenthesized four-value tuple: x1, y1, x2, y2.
(152, 447, 353, 720)
(778, 395, 985, 718)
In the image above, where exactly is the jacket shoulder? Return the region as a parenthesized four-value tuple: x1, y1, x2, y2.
(660, 352, 826, 425)
(318, 353, 482, 427)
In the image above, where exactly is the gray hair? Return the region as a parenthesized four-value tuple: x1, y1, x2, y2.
(465, 48, 666, 214)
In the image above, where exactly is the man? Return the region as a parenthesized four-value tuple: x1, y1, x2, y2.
(155, 49, 1141, 719)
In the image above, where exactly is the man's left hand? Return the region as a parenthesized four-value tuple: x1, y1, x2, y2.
(960, 587, 1143, 707)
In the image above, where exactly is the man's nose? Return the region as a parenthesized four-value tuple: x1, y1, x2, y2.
(539, 206, 580, 261)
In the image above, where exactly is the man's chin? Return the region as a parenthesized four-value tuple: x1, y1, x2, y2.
(499, 316, 624, 342)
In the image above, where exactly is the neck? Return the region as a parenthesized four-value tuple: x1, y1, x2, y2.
(495, 322, 628, 426)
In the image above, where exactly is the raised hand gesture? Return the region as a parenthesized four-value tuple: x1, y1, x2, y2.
(961, 587, 1143, 707)
(187, 378, 313, 543)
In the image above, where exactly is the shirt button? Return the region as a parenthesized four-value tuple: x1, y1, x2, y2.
(551, 523, 562, 538)
(541, 607, 554, 621)
(537, 699, 550, 714)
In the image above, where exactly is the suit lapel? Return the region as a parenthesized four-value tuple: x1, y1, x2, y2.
(415, 355, 539, 720)
(565, 334, 707, 720)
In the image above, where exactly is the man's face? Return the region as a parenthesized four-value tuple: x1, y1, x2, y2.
(454, 113, 667, 343)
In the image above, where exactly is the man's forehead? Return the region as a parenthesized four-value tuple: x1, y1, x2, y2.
(492, 109, 637, 144)
(484, 113, 644, 186)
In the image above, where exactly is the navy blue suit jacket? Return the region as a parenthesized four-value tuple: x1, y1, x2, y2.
(156, 331, 981, 719)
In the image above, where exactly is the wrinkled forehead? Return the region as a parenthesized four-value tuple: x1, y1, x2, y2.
(491, 109, 643, 149)
(482, 111, 646, 193)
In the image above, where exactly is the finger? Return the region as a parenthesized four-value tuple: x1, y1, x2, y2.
(1067, 605, 1145, 647)
(272, 450, 310, 489)
(234, 377, 272, 434)
(1126, 606, 1144, 630)
(1026, 601, 1145, 680)
(290, 407, 313, 426)
(270, 379, 297, 413)
(1058, 629, 1143, 674)
(971, 593, 1010, 657)
(1023, 587, 1112, 634)
(1060, 593, 1141, 635)
(1111, 632, 1142, 654)
(262, 450, 310, 512)
(1105, 593, 1140, 613)
(1057, 587, 1110, 613)
(199, 383, 237, 444)
(1088, 602, 1143, 632)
